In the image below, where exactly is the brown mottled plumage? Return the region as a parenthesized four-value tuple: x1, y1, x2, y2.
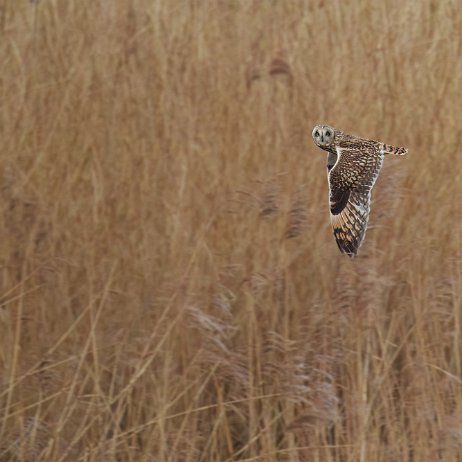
(312, 125, 407, 257)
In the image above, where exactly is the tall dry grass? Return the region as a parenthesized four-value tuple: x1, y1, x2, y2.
(0, 0, 461, 460)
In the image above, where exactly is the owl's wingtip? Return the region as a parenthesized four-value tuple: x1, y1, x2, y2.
(334, 234, 359, 258)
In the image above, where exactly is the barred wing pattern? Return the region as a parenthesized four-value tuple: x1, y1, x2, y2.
(327, 146, 384, 256)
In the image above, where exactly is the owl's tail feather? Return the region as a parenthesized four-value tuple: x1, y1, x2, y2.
(381, 144, 408, 156)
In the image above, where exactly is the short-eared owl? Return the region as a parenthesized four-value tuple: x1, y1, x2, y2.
(312, 125, 407, 257)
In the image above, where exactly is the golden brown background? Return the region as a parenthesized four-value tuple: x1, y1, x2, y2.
(0, 1, 461, 460)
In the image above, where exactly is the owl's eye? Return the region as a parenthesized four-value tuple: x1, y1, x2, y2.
(315, 131, 320, 137)
(325, 131, 331, 137)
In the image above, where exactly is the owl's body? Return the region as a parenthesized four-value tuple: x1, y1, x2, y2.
(312, 125, 407, 257)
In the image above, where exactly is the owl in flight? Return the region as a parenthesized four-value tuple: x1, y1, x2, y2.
(312, 125, 407, 257)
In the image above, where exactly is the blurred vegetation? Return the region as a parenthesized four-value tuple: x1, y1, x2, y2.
(0, 0, 461, 460)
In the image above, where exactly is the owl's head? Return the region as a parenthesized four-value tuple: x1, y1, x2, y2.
(312, 125, 335, 148)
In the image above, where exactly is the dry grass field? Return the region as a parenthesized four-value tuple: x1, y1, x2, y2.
(0, 0, 461, 460)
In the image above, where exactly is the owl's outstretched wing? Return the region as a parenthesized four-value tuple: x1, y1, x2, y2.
(327, 146, 384, 257)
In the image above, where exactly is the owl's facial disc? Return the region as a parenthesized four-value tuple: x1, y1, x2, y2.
(312, 125, 334, 147)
